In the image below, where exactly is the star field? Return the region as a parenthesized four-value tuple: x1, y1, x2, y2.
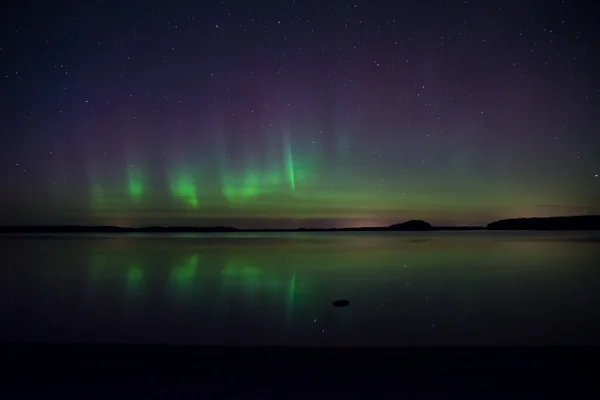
(1, 0, 599, 228)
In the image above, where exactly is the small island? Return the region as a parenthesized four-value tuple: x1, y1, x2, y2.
(387, 220, 432, 231)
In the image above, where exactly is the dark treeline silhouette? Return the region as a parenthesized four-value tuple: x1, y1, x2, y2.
(486, 215, 600, 230)
(1, 215, 599, 233)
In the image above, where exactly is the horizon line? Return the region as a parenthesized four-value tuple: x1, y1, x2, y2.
(1, 215, 599, 232)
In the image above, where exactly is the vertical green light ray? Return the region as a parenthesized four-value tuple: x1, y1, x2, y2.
(126, 263, 143, 293)
(169, 172, 198, 208)
(283, 137, 296, 192)
(127, 167, 144, 199)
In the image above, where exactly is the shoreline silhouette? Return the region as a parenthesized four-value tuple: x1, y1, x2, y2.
(1, 215, 599, 233)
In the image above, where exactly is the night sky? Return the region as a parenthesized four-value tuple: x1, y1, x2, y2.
(1, 0, 599, 228)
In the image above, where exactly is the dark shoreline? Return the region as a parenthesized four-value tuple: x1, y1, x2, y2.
(0, 226, 486, 233)
(1, 215, 599, 233)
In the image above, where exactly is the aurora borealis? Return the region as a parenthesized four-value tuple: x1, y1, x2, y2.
(3, 233, 600, 346)
(1, 0, 599, 228)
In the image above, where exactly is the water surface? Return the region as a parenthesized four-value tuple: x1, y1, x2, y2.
(1, 231, 599, 346)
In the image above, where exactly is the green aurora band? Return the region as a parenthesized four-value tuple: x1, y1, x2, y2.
(78, 132, 593, 228)
(169, 172, 198, 208)
(127, 167, 144, 199)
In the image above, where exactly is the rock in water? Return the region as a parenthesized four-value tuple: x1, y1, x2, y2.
(332, 300, 349, 307)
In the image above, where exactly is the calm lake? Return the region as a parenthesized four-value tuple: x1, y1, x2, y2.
(1, 231, 599, 346)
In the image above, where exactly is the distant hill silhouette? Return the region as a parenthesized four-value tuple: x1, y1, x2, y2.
(487, 215, 600, 230)
(388, 220, 432, 231)
(1, 215, 599, 233)
(0, 220, 455, 233)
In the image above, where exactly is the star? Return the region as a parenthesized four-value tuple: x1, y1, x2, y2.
(0, 0, 596, 228)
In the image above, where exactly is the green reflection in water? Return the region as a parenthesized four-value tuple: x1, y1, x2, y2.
(90, 253, 107, 279)
(222, 258, 282, 292)
(288, 271, 296, 305)
(285, 271, 296, 322)
(169, 255, 198, 290)
(86, 246, 308, 321)
(127, 263, 143, 293)
(221, 257, 302, 321)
